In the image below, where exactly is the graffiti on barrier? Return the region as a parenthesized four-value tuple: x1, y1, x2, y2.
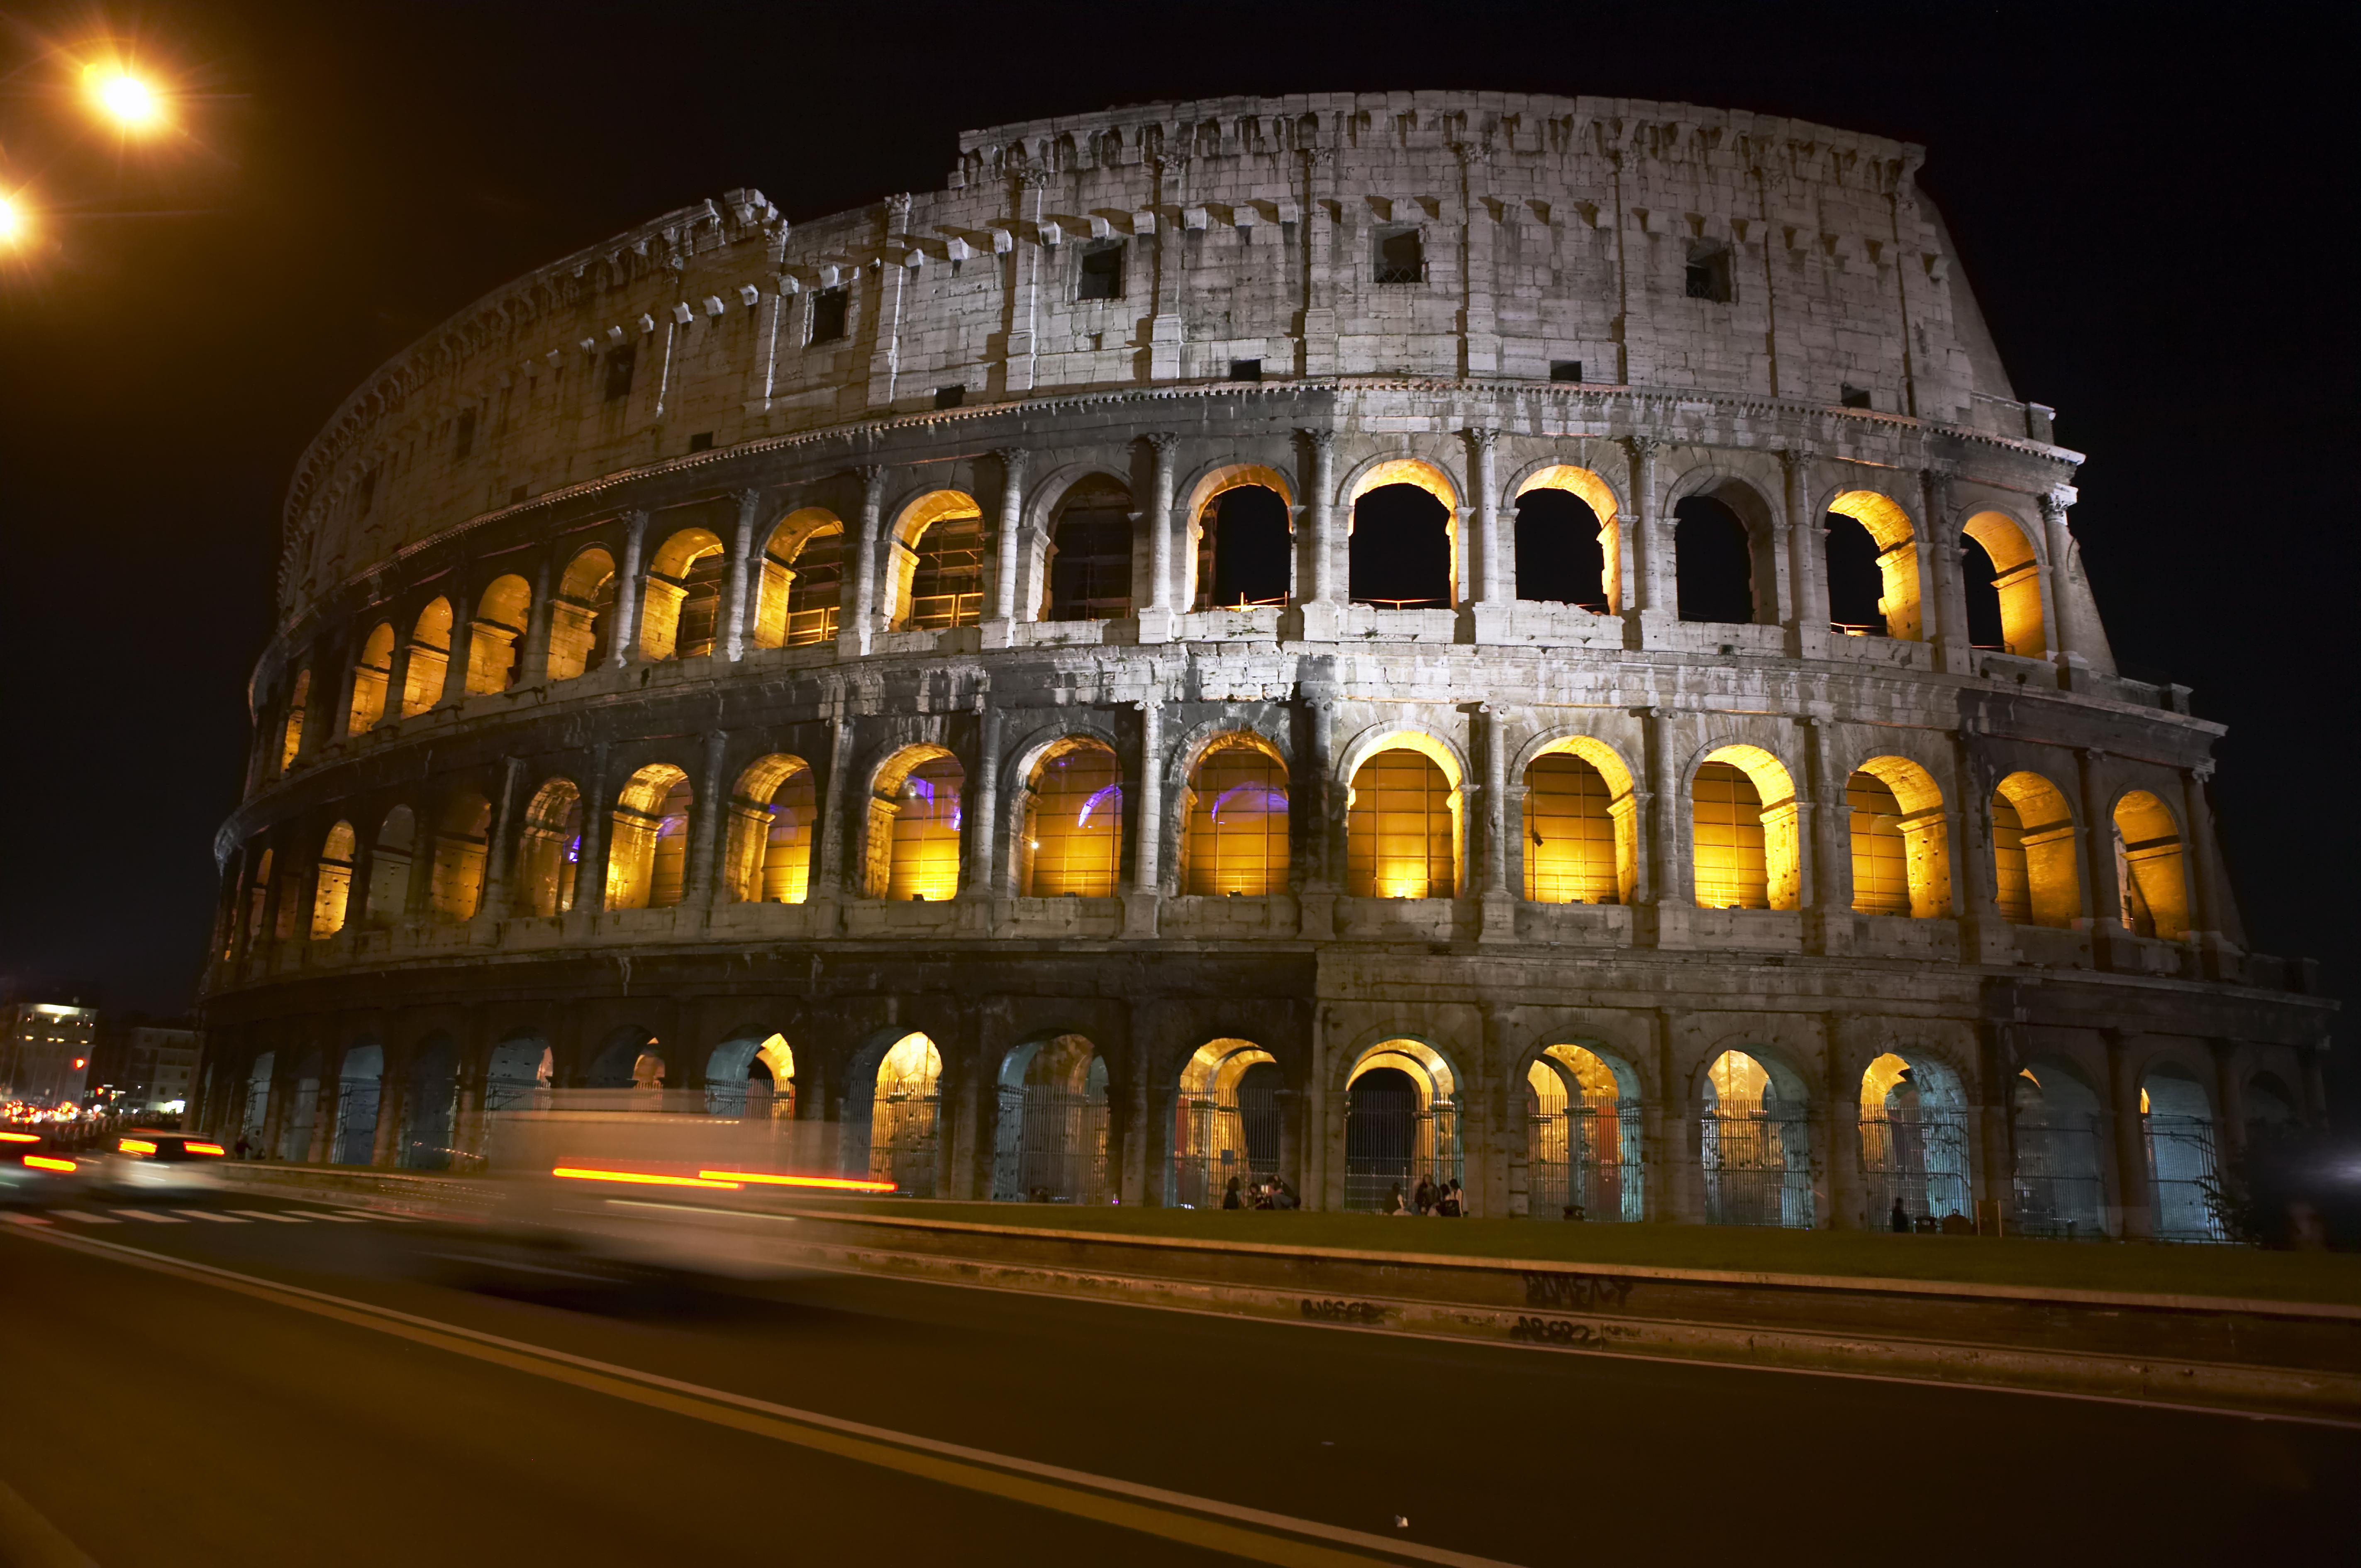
(1300, 1298, 1388, 1325)
(1522, 1271, 1634, 1311)
(1508, 1315, 1605, 1347)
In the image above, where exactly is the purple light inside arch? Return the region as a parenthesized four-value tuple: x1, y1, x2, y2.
(1077, 784, 1122, 828)
(1210, 784, 1287, 823)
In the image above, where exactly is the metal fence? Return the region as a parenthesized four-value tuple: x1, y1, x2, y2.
(1344, 1080, 1461, 1212)
(994, 1086, 1109, 1203)
(1858, 1107, 1971, 1225)
(869, 1092, 938, 1196)
(1702, 1110, 1814, 1227)
(1526, 1104, 1644, 1221)
(2146, 1114, 2226, 1242)
(2011, 1115, 2107, 1238)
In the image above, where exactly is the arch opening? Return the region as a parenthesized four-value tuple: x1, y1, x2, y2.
(1858, 1052, 1970, 1227)
(1825, 492, 1921, 640)
(1961, 511, 2046, 657)
(1523, 740, 1634, 904)
(992, 1035, 1110, 1203)
(1349, 482, 1453, 609)
(516, 778, 583, 918)
(2010, 1062, 2106, 1237)
(1848, 757, 1949, 919)
(1168, 1039, 1280, 1208)
(641, 526, 727, 661)
(707, 1033, 795, 1120)
(278, 670, 310, 772)
(364, 806, 415, 926)
(397, 599, 452, 718)
(606, 764, 692, 911)
(1023, 738, 1122, 897)
(347, 623, 395, 733)
(466, 574, 532, 693)
(238, 1052, 276, 1153)
(1512, 487, 1612, 612)
(1046, 475, 1134, 622)
(1702, 1049, 1815, 1227)
(484, 1034, 554, 1118)
(725, 755, 817, 905)
(754, 510, 846, 648)
(311, 822, 356, 938)
(1673, 494, 1756, 625)
(427, 793, 491, 921)
(1194, 484, 1291, 609)
(866, 747, 963, 901)
(2143, 1066, 2224, 1241)
(1344, 1040, 1461, 1213)
(2113, 790, 2189, 941)
(401, 1035, 460, 1171)
(1524, 1044, 1643, 1221)
(1692, 746, 1798, 911)
(547, 548, 617, 681)
(891, 491, 984, 631)
(869, 1033, 942, 1195)
(1180, 733, 1289, 897)
(1346, 741, 1460, 900)
(1991, 772, 2079, 928)
(333, 1044, 385, 1165)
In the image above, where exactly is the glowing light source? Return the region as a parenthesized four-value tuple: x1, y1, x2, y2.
(698, 1169, 898, 1192)
(119, 1138, 157, 1154)
(25, 1156, 76, 1173)
(186, 1142, 225, 1157)
(86, 66, 161, 129)
(551, 1166, 741, 1189)
(0, 194, 21, 245)
(0, 1132, 39, 1144)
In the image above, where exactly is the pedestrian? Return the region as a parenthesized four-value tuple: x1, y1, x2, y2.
(1413, 1174, 1436, 1215)
(1252, 1178, 1275, 1210)
(1436, 1179, 1462, 1217)
(1890, 1198, 1910, 1233)
(1382, 1182, 1407, 1215)
(1222, 1174, 1244, 1210)
(234, 1133, 250, 1161)
(1275, 1176, 1299, 1210)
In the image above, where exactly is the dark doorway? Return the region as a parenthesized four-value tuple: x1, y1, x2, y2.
(1199, 486, 1291, 608)
(1237, 1060, 1282, 1186)
(1344, 1066, 1419, 1210)
(1048, 500, 1134, 621)
(1349, 485, 1451, 608)
(1674, 496, 1754, 624)
(1960, 533, 2006, 648)
(1824, 513, 1885, 632)
(1514, 489, 1610, 610)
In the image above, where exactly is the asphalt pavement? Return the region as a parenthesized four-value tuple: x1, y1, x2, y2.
(0, 1190, 2351, 1566)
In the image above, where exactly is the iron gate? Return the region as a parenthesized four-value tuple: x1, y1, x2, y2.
(869, 1092, 939, 1196)
(1859, 1107, 1971, 1225)
(995, 1086, 1109, 1202)
(2012, 1115, 2107, 1237)
(1526, 1105, 1644, 1221)
(1702, 1110, 1814, 1227)
(2146, 1114, 2225, 1242)
(1168, 1098, 1244, 1208)
(1345, 1078, 1461, 1212)
(329, 1077, 379, 1165)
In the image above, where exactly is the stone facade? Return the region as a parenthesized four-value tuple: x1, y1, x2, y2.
(198, 93, 2330, 1237)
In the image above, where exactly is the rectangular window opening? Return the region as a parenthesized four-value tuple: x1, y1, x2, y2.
(1840, 384, 1872, 410)
(602, 345, 636, 402)
(809, 288, 849, 344)
(1373, 226, 1424, 285)
(688, 431, 714, 453)
(454, 408, 476, 461)
(1685, 243, 1733, 303)
(1228, 359, 1263, 382)
(1549, 360, 1583, 384)
(934, 385, 966, 409)
(1078, 240, 1124, 301)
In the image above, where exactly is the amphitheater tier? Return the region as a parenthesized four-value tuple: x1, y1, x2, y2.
(202, 94, 2329, 1237)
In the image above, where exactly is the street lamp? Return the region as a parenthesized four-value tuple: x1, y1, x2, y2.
(83, 63, 163, 131)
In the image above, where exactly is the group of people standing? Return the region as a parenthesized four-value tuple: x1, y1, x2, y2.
(1381, 1174, 1466, 1217)
(1220, 1173, 1300, 1210)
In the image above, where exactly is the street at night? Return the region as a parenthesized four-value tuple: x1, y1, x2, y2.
(4, 1198, 2353, 1565)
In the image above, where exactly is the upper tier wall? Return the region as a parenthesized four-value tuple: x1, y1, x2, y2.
(280, 91, 2035, 625)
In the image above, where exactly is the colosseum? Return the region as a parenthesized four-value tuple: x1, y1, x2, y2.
(197, 91, 2332, 1239)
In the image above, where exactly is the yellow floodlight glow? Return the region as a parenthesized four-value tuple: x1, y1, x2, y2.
(86, 65, 162, 129)
(698, 1170, 899, 1193)
(0, 195, 21, 245)
(550, 1166, 741, 1190)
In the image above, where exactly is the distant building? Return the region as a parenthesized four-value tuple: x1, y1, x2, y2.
(114, 1025, 201, 1112)
(2, 1003, 98, 1109)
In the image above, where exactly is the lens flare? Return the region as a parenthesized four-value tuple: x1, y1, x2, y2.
(87, 66, 161, 128)
(0, 195, 22, 245)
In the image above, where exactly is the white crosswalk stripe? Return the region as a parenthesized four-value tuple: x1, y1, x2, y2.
(56, 1211, 120, 1225)
(226, 1210, 308, 1223)
(175, 1210, 248, 1223)
(1, 1213, 52, 1226)
(113, 1210, 187, 1223)
(337, 1210, 413, 1222)
(300, 1213, 369, 1223)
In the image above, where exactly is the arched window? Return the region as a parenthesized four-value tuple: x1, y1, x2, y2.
(891, 491, 985, 631)
(364, 806, 414, 925)
(1960, 513, 2046, 657)
(2113, 790, 2189, 940)
(705, 1033, 793, 1120)
(2142, 1067, 2222, 1241)
(641, 527, 726, 660)
(724, 755, 816, 904)
(607, 764, 693, 911)
(1346, 743, 1459, 899)
(1824, 492, 1921, 640)
(1991, 771, 2079, 927)
(866, 747, 963, 900)
(1046, 477, 1134, 622)
(1858, 1052, 1970, 1227)
(1691, 746, 1799, 911)
(1169, 1039, 1278, 1206)
(1513, 482, 1613, 611)
(399, 599, 452, 717)
(1673, 494, 1756, 624)
(992, 1035, 1110, 1203)
(1193, 485, 1291, 609)
(486, 1033, 554, 1116)
(465, 574, 532, 693)
(1350, 479, 1454, 609)
(2012, 1063, 2105, 1237)
(1523, 742, 1634, 904)
(547, 548, 617, 680)
(869, 1032, 942, 1194)
(753, 510, 844, 648)
(515, 778, 581, 918)
(278, 670, 310, 772)
(1524, 1045, 1642, 1221)
(1847, 757, 1949, 919)
(425, 794, 491, 921)
(332, 1043, 383, 1166)
(347, 623, 395, 733)
(311, 822, 355, 938)
(1343, 1040, 1460, 1213)
(1701, 1049, 1813, 1227)
(1182, 734, 1289, 896)
(1023, 738, 1122, 896)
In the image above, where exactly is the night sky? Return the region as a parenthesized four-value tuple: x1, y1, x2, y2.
(0, 4, 2351, 1106)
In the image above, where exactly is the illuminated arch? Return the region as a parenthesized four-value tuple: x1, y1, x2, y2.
(515, 777, 582, 918)
(1180, 731, 1290, 896)
(1514, 464, 1623, 611)
(640, 526, 727, 660)
(1343, 1038, 1463, 1212)
(706, 1032, 795, 1120)
(399, 598, 453, 717)
(1346, 458, 1460, 611)
(991, 1034, 1110, 1203)
(1826, 490, 1923, 641)
(1522, 735, 1638, 905)
(278, 669, 310, 772)
(2140, 1062, 2220, 1239)
(1343, 731, 1464, 899)
(1991, 771, 2079, 928)
(724, 754, 817, 904)
(1183, 463, 1296, 610)
(311, 821, 355, 938)
(753, 508, 844, 648)
(1524, 1042, 1644, 1221)
(606, 763, 693, 911)
(2010, 1059, 2107, 1235)
(1961, 511, 2047, 657)
(2112, 789, 2189, 940)
(866, 744, 963, 900)
(347, 622, 395, 733)
(364, 805, 415, 925)
(869, 1032, 944, 1193)
(1846, 756, 1951, 919)
(1700, 1047, 1815, 1227)
(1022, 736, 1123, 897)
(888, 489, 984, 630)
(1857, 1051, 1971, 1225)
(465, 574, 532, 693)
(547, 547, 617, 681)
(1691, 744, 1799, 910)
(1170, 1037, 1278, 1207)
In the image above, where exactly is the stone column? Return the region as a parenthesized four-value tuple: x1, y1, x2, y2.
(1478, 705, 1515, 943)
(1124, 698, 1163, 937)
(2104, 1030, 2149, 1239)
(983, 448, 1029, 647)
(1782, 449, 1829, 659)
(1636, 706, 1687, 947)
(686, 729, 729, 910)
(1137, 433, 1180, 643)
(605, 510, 651, 670)
(1466, 428, 1506, 642)
(1627, 437, 1668, 626)
(572, 743, 612, 918)
(2208, 1037, 2248, 1177)
(2181, 767, 2240, 952)
(438, 580, 475, 706)
(307, 1066, 340, 1165)
(720, 489, 764, 662)
(518, 553, 556, 687)
(839, 465, 888, 658)
(812, 714, 856, 908)
(1973, 1020, 2016, 1231)
(480, 755, 524, 921)
(963, 705, 1002, 900)
(1921, 469, 1976, 676)
(2075, 747, 2120, 935)
(1295, 684, 1338, 938)
(370, 1053, 407, 1169)
(2037, 487, 2085, 676)
(376, 627, 410, 731)
(1294, 429, 1340, 640)
(1800, 717, 1851, 955)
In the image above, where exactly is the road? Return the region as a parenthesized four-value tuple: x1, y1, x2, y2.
(0, 1190, 2350, 1566)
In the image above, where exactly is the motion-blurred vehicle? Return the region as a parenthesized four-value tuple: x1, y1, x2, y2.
(102, 1130, 228, 1196)
(0, 1131, 91, 1204)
